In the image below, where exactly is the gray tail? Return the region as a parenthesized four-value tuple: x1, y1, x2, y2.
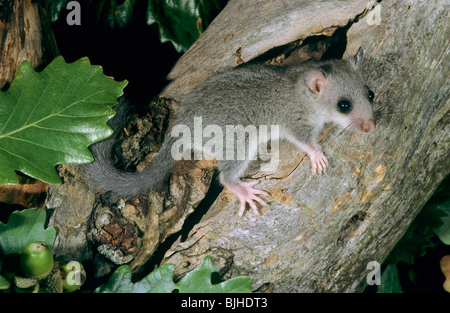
(85, 99, 176, 198)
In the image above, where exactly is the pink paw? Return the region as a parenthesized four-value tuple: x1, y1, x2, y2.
(309, 151, 328, 174)
(223, 180, 268, 216)
(307, 143, 328, 174)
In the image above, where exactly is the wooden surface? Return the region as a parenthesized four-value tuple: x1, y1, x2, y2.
(159, 0, 449, 292)
(0, 0, 58, 89)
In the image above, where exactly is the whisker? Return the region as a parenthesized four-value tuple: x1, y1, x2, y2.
(322, 104, 406, 169)
(374, 106, 406, 122)
(331, 124, 353, 142)
(320, 124, 356, 173)
(326, 123, 355, 153)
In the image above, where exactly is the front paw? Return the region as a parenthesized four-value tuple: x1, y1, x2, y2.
(309, 151, 328, 174)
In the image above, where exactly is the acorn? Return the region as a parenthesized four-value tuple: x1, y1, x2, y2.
(60, 261, 86, 293)
(20, 242, 54, 279)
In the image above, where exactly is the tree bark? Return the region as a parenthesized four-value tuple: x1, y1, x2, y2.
(0, 0, 58, 89)
(157, 0, 449, 292)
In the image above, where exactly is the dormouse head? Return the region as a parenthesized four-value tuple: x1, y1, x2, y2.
(302, 49, 376, 133)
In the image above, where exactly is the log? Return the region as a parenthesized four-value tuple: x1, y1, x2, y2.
(158, 0, 449, 292)
(49, 0, 378, 275)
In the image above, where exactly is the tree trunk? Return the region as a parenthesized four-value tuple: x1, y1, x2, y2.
(42, 0, 448, 293)
(0, 0, 58, 89)
(157, 0, 449, 292)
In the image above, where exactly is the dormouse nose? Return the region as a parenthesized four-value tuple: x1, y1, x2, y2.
(362, 118, 376, 132)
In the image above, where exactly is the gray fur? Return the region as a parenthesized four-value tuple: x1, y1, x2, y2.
(86, 57, 375, 198)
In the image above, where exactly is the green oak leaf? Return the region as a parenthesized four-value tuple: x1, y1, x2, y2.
(176, 256, 252, 293)
(87, 0, 137, 29)
(0, 56, 127, 185)
(434, 201, 450, 245)
(0, 274, 11, 290)
(42, 0, 69, 23)
(385, 202, 446, 264)
(95, 256, 252, 293)
(0, 209, 56, 255)
(95, 263, 177, 293)
(377, 264, 403, 293)
(385, 177, 450, 264)
(147, 0, 226, 52)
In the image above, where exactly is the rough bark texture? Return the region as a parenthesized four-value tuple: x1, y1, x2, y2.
(0, 0, 58, 89)
(20, 0, 448, 292)
(158, 0, 449, 292)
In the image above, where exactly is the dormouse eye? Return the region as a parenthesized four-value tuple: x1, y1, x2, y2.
(337, 99, 352, 114)
(368, 89, 375, 103)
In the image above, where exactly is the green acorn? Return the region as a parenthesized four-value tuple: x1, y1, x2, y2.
(20, 242, 54, 279)
(60, 261, 86, 293)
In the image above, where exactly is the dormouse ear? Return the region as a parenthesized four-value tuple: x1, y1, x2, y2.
(345, 47, 364, 70)
(303, 69, 327, 95)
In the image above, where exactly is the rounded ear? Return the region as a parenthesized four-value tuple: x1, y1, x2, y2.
(303, 70, 327, 95)
(346, 47, 364, 70)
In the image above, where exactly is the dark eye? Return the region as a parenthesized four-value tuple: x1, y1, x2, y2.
(337, 99, 352, 114)
(368, 89, 375, 103)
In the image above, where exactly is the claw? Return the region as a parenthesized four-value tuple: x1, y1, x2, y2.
(308, 147, 328, 174)
(222, 180, 268, 216)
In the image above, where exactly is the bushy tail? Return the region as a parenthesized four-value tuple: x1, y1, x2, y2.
(85, 99, 176, 198)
